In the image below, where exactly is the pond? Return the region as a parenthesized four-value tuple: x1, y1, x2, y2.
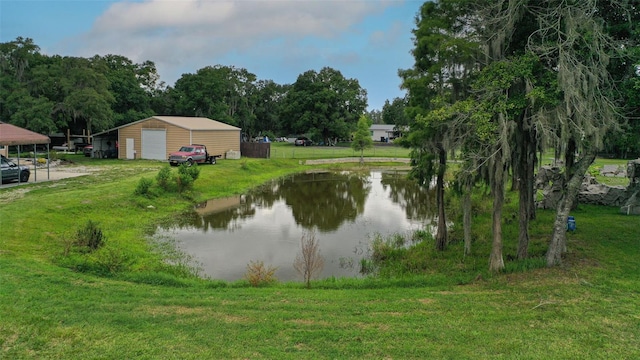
(158, 170, 436, 281)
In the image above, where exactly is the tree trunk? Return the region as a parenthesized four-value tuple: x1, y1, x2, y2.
(517, 180, 530, 259)
(489, 149, 505, 272)
(546, 149, 596, 266)
(565, 138, 576, 181)
(463, 180, 472, 256)
(517, 124, 537, 259)
(510, 157, 519, 192)
(435, 145, 448, 251)
(528, 136, 537, 221)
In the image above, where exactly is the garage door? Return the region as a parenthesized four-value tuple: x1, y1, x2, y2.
(141, 129, 166, 160)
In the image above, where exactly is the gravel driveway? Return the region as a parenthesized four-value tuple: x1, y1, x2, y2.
(0, 161, 93, 188)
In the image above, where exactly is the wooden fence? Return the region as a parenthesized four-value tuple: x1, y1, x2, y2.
(240, 142, 271, 159)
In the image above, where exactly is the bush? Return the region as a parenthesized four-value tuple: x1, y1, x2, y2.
(75, 220, 105, 252)
(244, 260, 278, 287)
(134, 177, 154, 196)
(175, 172, 194, 193)
(178, 163, 200, 180)
(359, 232, 435, 277)
(154, 164, 200, 194)
(156, 166, 172, 191)
(94, 246, 130, 274)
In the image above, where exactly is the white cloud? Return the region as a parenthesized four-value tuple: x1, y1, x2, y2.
(75, 0, 395, 83)
(368, 20, 405, 48)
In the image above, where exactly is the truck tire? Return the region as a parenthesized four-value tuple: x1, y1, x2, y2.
(186, 159, 194, 167)
(209, 157, 216, 165)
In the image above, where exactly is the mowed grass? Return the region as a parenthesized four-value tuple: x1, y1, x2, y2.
(1, 153, 639, 359)
(270, 141, 411, 159)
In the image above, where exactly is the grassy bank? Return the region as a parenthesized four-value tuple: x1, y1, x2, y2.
(1, 154, 639, 359)
(269, 142, 411, 160)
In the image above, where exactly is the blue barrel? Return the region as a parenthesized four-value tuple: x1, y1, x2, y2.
(567, 216, 576, 232)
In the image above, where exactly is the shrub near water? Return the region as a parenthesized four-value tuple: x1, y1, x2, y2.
(293, 230, 325, 288)
(176, 164, 200, 192)
(244, 260, 278, 287)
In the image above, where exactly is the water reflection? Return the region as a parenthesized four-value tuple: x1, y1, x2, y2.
(159, 170, 435, 281)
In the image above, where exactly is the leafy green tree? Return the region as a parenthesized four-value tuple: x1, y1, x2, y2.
(7, 89, 56, 134)
(467, 0, 624, 269)
(170, 65, 258, 130)
(381, 97, 409, 127)
(56, 57, 115, 134)
(600, 2, 640, 158)
(530, 1, 622, 266)
(399, 0, 478, 251)
(351, 115, 373, 163)
(91, 54, 154, 126)
(0, 37, 42, 122)
(0, 37, 39, 82)
(281, 67, 367, 144)
(366, 108, 383, 124)
(171, 66, 231, 120)
(253, 80, 289, 137)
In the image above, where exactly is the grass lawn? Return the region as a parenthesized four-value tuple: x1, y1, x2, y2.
(269, 141, 411, 160)
(1, 153, 638, 359)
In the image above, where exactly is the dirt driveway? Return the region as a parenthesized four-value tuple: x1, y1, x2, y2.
(0, 163, 93, 189)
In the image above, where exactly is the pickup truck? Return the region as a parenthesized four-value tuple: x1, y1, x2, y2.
(168, 144, 221, 166)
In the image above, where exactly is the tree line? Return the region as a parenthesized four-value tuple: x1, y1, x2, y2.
(0, 37, 369, 144)
(399, 0, 640, 271)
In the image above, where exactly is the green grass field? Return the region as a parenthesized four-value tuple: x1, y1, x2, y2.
(270, 141, 411, 159)
(1, 152, 638, 359)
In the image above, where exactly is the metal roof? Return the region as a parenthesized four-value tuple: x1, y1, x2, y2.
(153, 116, 241, 131)
(93, 116, 241, 137)
(370, 124, 395, 131)
(0, 122, 51, 146)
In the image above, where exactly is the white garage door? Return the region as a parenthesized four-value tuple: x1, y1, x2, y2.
(141, 129, 166, 160)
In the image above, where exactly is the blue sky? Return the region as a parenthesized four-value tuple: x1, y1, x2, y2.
(1, 0, 423, 111)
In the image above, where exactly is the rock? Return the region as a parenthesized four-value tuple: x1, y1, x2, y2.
(578, 183, 627, 206)
(600, 164, 623, 177)
(620, 159, 640, 215)
(620, 190, 640, 215)
(536, 159, 640, 213)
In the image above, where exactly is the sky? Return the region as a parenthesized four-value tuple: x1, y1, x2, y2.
(0, 0, 423, 111)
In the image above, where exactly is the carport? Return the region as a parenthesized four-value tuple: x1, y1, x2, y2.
(0, 122, 51, 183)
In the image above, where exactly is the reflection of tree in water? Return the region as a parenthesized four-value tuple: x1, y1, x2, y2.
(380, 171, 435, 220)
(197, 203, 256, 232)
(176, 171, 371, 232)
(187, 198, 257, 232)
(280, 172, 371, 232)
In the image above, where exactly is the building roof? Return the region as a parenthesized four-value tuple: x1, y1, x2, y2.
(93, 116, 241, 137)
(0, 122, 51, 146)
(153, 116, 241, 131)
(370, 124, 395, 131)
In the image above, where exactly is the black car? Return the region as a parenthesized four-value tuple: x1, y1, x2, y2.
(294, 137, 313, 146)
(1, 155, 30, 184)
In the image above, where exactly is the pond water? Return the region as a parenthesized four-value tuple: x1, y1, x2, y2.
(158, 170, 435, 281)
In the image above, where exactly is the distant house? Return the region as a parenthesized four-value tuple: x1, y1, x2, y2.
(369, 124, 396, 142)
(92, 116, 241, 160)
